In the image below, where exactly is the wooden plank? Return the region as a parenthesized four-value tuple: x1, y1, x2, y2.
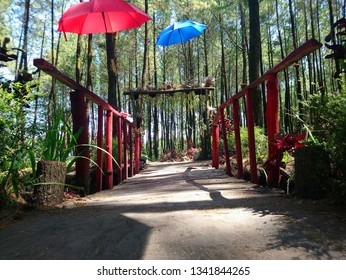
(245, 89, 258, 184)
(70, 91, 91, 194)
(105, 111, 113, 189)
(96, 106, 104, 192)
(232, 100, 244, 179)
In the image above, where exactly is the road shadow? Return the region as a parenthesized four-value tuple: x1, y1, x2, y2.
(0, 207, 151, 260)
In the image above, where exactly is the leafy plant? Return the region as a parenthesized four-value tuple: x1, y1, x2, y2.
(294, 78, 346, 205)
(0, 82, 39, 206)
(41, 110, 83, 163)
(226, 126, 268, 164)
(263, 133, 306, 171)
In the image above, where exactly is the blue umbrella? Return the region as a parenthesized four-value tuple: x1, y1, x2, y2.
(156, 19, 207, 46)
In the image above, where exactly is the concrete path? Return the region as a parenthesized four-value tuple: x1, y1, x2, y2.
(1, 161, 346, 259)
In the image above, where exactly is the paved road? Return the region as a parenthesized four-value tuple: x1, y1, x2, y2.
(1, 161, 346, 259)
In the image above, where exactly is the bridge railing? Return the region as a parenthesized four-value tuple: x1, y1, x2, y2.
(211, 39, 322, 186)
(34, 59, 141, 194)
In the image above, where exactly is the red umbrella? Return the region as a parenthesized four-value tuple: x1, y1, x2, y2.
(58, 0, 152, 35)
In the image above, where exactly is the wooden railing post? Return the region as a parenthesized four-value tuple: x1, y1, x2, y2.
(116, 117, 123, 184)
(123, 120, 128, 180)
(105, 110, 113, 189)
(70, 91, 90, 194)
(135, 132, 140, 174)
(129, 127, 134, 177)
(96, 106, 104, 192)
(266, 73, 280, 187)
(212, 125, 220, 169)
(220, 109, 232, 176)
(245, 88, 258, 184)
(232, 99, 244, 179)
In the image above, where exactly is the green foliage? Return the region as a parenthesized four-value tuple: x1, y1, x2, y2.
(226, 126, 268, 164)
(302, 78, 346, 205)
(0, 84, 38, 206)
(41, 110, 82, 164)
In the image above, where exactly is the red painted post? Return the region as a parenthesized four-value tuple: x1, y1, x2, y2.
(70, 91, 90, 194)
(135, 132, 140, 174)
(123, 120, 128, 180)
(105, 110, 113, 189)
(220, 109, 232, 176)
(245, 88, 258, 184)
(212, 125, 220, 169)
(116, 117, 123, 184)
(129, 127, 134, 177)
(96, 106, 104, 192)
(232, 99, 244, 179)
(266, 73, 280, 187)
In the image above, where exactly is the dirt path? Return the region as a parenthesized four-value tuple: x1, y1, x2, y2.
(1, 160, 346, 260)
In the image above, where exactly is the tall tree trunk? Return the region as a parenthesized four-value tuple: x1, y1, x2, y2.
(289, 0, 303, 130)
(75, 35, 82, 83)
(248, 0, 263, 127)
(86, 34, 93, 137)
(141, 0, 149, 89)
(275, 0, 291, 132)
(239, 2, 248, 127)
(219, 13, 228, 104)
(147, 102, 152, 159)
(22, 0, 29, 72)
(48, 0, 57, 127)
(32, 17, 47, 148)
(315, 0, 326, 99)
(180, 96, 184, 150)
(106, 33, 118, 109)
(309, 0, 317, 95)
(303, 3, 313, 97)
(203, 31, 209, 77)
(153, 104, 159, 159)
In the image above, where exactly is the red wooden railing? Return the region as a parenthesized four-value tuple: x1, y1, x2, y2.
(34, 59, 141, 194)
(211, 39, 322, 186)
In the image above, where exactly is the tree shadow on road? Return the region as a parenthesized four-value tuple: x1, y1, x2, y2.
(0, 207, 151, 260)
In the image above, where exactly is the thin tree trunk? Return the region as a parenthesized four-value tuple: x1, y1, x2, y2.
(147, 102, 152, 159)
(141, 0, 149, 89)
(248, 0, 263, 127)
(75, 35, 81, 83)
(289, 0, 303, 130)
(32, 17, 47, 148)
(219, 13, 228, 104)
(275, 0, 291, 132)
(239, 2, 248, 127)
(48, 0, 56, 127)
(153, 104, 159, 159)
(203, 31, 209, 77)
(106, 33, 118, 109)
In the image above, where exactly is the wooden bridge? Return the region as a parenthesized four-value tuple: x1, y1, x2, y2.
(34, 38, 322, 194)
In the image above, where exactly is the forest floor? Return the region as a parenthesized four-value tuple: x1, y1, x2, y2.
(1, 160, 346, 260)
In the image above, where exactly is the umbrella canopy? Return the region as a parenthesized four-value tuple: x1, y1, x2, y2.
(156, 20, 207, 46)
(58, 0, 152, 35)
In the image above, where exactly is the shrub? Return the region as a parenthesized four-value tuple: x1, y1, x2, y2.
(303, 79, 346, 205)
(226, 126, 268, 164)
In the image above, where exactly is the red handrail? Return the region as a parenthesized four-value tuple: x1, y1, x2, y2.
(211, 39, 322, 186)
(34, 58, 141, 194)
